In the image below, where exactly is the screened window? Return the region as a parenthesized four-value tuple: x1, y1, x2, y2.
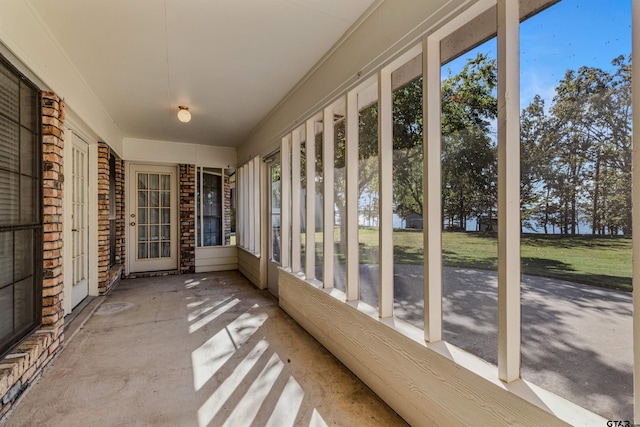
(196, 167, 235, 247)
(0, 55, 42, 357)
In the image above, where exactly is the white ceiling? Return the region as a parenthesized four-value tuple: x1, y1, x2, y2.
(27, 0, 376, 147)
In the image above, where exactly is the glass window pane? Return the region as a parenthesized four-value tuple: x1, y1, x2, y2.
(138, 208, 148, 225)
(0, 116, 19, 173)
(14, 229, 32, 282)
(271, 214, 280, 263)
(358, 83, 379, 308)
(149, 191, 159, 207)
(161, 242, 170, 258)
(161, 225, 170, 241)
(299, 136, 306, 273)
(0, 66, 19, 119)
(149, 242, 159, 259)
(138, 225, 147, 242)
(138, 173, 147, 190)
(19, 82, 37, 131)
(14, 277, 33, 331)
(0, 285, 13, 341)
(138, 190, 147, 207)
(137, 243, 147, 259)
(150, 225, 160, 242)
(441, 40, 498, 362)
(315, 120, 324, 281)
(392, 59, 424, 328)
(20, 176, 36, 223)
(149, 174, 159, 190)
(0, 170, 19, 225)
(0, 232, 13, 288)
(161, 208, 170, 224)
(333, 103, 346, 292)
(161, 191, 170, 207)
(520, 1, 632, 420)
(161, 174, 170, 191)
(20, 129, 35, 176)
(150, 208, 159, 224)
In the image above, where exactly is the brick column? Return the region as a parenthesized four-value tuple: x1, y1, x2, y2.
(41, 92, 65, 336)
(97, 142, 110, 292)
(179, 164, 195, 273)
(115, 155, 125, 268)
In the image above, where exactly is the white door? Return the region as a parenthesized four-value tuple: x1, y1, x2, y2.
(128, 164, 178, 273)
(69, 134, 89, 309)
(267, 154, 281, 297)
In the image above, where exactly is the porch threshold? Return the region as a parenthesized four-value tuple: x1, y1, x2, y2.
(125, 269, 180, 279)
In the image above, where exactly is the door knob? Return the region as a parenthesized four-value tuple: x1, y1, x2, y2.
(130, 222, 136, 226)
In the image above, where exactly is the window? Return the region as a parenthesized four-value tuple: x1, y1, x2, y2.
(0, 55, 42, 357)
(196, 167, 235, 247)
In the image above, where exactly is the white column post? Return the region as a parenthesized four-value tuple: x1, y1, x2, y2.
(249, 157, 262, 255)
(378, 69, 394, 318)
(291, 129, 302, 273)
(306, 120, 316, 280)
(346, 91, 360, 301)
(497, 0, 521, 383)
(281, 136, 291, 269)
(248, 159, 255, 252)
(632, 0, 640, 420)
(323, 106, 335, 288)
(423, 36, 443, 342)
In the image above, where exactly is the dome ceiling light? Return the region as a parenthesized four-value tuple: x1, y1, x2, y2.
(177, 105, 191, 123)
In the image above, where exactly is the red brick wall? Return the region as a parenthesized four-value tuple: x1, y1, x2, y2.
(97, 143, 125, 293)
(97, 143, 110, 291)
(41, 92, 65, 333)
(1, 92, 65, 420)
(179, 164, 195, 273)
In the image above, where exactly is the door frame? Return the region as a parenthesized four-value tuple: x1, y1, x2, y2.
(125, 162, 179, 274)
(63, 117, 99, 315)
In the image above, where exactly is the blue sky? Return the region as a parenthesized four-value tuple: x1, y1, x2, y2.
(444, 0, 632, 110)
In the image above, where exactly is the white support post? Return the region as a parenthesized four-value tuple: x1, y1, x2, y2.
(291, 129, 302, 273)
(254, 156, 261, 255)
(378, 69, 394, 318)
(497, 0, 521, 383)
(632, 0, 640, 420)
(248, 160, 255, 253)
(239, 165, 245, 248)
(323, 107, 335, 288)
(281, 136, 292, 269)
(423, 36, 443, 342)
(346, 91, 360, 301)
(306, 120, 316, 280)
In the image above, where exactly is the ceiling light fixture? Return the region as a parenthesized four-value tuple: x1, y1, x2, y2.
(177, 105, 191, 123)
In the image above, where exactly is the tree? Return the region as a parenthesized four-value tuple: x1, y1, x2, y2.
(441, 53, 497, 230)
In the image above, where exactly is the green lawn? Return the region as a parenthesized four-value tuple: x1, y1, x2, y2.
(340, 228, 632, 291)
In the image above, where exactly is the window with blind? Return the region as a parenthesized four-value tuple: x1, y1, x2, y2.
(0, 55, 42, 357)
(196, 167, 235, 247)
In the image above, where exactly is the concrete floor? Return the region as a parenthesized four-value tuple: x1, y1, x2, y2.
(2, 272, 407, 427)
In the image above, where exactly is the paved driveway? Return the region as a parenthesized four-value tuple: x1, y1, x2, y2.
(348, 264, 633, 421)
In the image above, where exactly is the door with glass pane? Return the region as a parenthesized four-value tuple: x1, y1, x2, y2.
(70, 134, 89, 309)
(267, 154, 281, 297)
(128, 164, 177, 273)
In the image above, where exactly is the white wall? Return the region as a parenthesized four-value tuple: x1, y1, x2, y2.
(0, 1, 124, 156)
(279, 271, 602, 427)
(124, 138, 236, 167)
